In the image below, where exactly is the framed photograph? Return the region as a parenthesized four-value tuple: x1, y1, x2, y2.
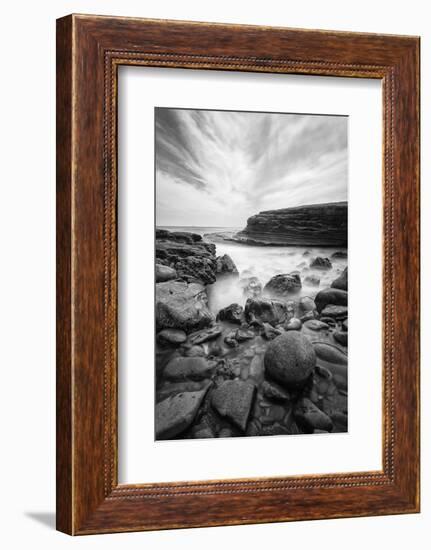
(56, 14, 420, 534)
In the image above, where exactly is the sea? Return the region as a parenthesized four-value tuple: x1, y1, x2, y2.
(158, 226, 348, 314)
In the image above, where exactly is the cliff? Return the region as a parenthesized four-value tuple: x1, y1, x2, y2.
(235, 202, 347, 246)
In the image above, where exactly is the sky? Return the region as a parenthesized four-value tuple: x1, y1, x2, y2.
(155, 108, 348, 228)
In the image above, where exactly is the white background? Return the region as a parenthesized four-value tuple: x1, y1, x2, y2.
(0, 1, 428, 548)
(119, 67, 382, 483)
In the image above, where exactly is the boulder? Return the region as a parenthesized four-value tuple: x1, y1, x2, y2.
(310, 257, 332, 270)
(262, 322, 283, 340)
(331, 267, 348, 291)
(188, 325, 222, 345)
(244, 297, 288, 326)
(235, 326, 255, 342)
(304, 320, 330, 331)
(262, 381, 290, 402)
(216, 303, 243, 324)
(294, 398, 333, 433)
(314, 288, 348, 313)
(155, 384, 211, 439)
(331, 250, 348, 259)
(224, 331, 239, 348)
(157, 328, 187, 346)
(298, 296, 316, 314)
(264, 273, 301, 297)
(264, 332, 316, 388)
(321, 305, 348, 319)
(211, 380, 256, 431)
(155, 263, 177, 282)
(163, 356, 215, 381)
(313, 342, 348, 365)
(156, 281, 214, 332)
(284, 317, 302, 331)
(333, 330, 348, 346)
(216, 254, 239, 275)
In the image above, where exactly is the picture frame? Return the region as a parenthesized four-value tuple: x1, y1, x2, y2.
(56, 14, 420, 535)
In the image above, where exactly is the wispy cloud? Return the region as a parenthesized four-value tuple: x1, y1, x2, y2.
(156, 108, 347, 227)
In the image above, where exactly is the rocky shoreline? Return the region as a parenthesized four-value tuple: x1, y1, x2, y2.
(155, 228, 348, 440)
(205, 202, 347, 247)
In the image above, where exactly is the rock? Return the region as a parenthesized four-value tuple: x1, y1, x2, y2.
(183, 345, 206, 357)
(294, 398, 333, 433)
(219, 428, 235, 438)
(156, 281, 214, 332)
(157, 328, 187, 346)
(298, 296, 316, 314)
(235, 326, 255, 342)
(262, 381, 290, 402)
(164, 356, 215, 381)
(342, 319, 348, 332)
(304, 320, 330, 331)
(234, 202, 347, 247)
(331, 250, 348, 259)
(284, 317, 302, 331)
(155, 384, 211, 439)
(216, 254, 239, 275)
(249, 355, 264, 382)
(264, 332, 316, 388)
(224, 331, 239, 348)
(333, 330, 348, 346)
(310, 257, 332, 270)
(260, 423, 292, 436)
(262, 322, 282, 340)
(156, 380, 207, 402)
(331, 267, 348, 291)
(301, 311, 316, 323)
(188, 325, 222, 345)
(211, 380, 256, 431)
(192, 423, 215, 439)
(155, 263, 177, 282)
(264, 273, 301, 297)
(321, 305, 348, 319)
(314, 288, 348, 313)
(156, 229, 217, 284)
(320, 316, 337, 327)
(244, 297, 288, 326)
(304, 274, 320, 287)
(313, 342, 348, 365)
(239, 276, 263, 299)
(216, 303, 243, 324)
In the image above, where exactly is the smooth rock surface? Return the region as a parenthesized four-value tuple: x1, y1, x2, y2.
(331, 267, 348, 291)
(314, 288, 348, 313)
(264, 332, 316, 388)
(313, 342, 348, 365)
(155, 384, 211, 439)
(157, 328, 187, 346)
(164, 356, 214, 381)
(155, 263, 177, 283)
(211, 380, 256, 431)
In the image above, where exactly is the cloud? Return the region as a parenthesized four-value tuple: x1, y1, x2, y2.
(155, 108, 347, 227)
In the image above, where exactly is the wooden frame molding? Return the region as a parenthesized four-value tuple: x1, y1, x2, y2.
(56, 14, 420, 535)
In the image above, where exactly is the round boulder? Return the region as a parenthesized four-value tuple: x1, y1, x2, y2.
(264, 273, 301, 297)
(310, 257, 332, 270)
(264, 332, 316, 388)
(331, 267, 348, 291)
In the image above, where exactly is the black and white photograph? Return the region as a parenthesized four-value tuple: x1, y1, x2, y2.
(154, 107, 348, 440)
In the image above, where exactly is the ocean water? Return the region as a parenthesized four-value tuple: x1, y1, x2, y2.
(159, 226, 348, 314)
